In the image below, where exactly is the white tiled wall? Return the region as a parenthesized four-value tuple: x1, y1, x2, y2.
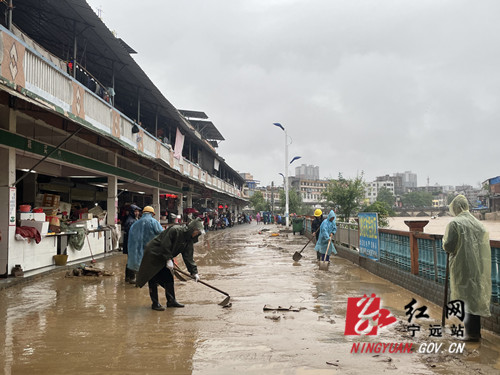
(9, 236, 57, 271)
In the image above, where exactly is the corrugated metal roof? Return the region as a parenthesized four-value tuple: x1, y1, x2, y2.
(6, 0, 244, 185)
(178, 109, 208, 119)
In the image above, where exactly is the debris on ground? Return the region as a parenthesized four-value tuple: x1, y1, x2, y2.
(65, 264, 114, 277)
(265, 312, 281, 321)
(318, 315, 336, 324)
(326, 360, 339, 366)
(222, 303, 232, 308)
(270, 233, 279, 237)
(374, 356, 392, 362)
(263, 305, 301, 312)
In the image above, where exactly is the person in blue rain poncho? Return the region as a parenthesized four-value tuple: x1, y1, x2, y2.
(126, 206, 163, 284)
(314, 210, 337, 262)
(443, 195, 491, 342)
(122, 204, 141, 283)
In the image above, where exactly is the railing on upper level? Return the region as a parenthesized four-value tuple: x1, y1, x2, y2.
(0, 26, 242, 199)
(304, 217, 500, 304)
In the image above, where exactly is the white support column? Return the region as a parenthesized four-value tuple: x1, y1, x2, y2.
(152, 187, 160, 218)
(177, 193, 183, 219)
(177, 183, 183, 219)
(152, 171, 160, 217)
(0, 107, 16, 276)
(107, 176, 118, 225)
(187, 184, 193, 208)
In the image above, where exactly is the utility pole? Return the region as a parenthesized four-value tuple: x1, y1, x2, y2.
(271, 181, 274, 214)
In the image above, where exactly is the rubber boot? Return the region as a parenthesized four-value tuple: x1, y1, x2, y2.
(464, 313, 481, 341)
(149, 284, 165, 311)
(166, 282, 184, 308)
(125, 266, 131, 283)
(128, 270, 136, 284)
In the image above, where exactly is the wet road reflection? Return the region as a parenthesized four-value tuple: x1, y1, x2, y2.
(0, 223, 499, 374)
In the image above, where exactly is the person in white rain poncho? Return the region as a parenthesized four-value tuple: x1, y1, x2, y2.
(443, 195, 491, 341)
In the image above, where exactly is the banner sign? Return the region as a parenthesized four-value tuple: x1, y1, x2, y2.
(173, 128, 184, 160)
(358, 212, 379, 261)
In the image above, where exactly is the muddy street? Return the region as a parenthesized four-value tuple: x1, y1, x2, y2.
(1, 223, 499, 375)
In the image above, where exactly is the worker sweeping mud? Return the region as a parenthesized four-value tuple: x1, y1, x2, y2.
(315, 210, 337, 262)
(136, 218, 204, 311)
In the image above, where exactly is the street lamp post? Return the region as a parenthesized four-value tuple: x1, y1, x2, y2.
(273, 122, 289, 228)
(274, 123, 290, 226)
(274, 123, 302, 227)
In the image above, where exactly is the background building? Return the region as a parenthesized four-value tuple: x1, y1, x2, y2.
(365, 180, 395, 204)
(289, 165, 328, 211)
(394, 171, 417, 193)
(295, 164, 319, 181)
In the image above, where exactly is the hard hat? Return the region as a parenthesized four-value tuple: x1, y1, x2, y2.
(143, 206, 155, 215)
(314, 209, 322, 217)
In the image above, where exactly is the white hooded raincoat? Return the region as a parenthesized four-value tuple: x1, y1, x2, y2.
(443, 195, 491, 316)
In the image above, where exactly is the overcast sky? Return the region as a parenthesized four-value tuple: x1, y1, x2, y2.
(87, 0, 499, 189)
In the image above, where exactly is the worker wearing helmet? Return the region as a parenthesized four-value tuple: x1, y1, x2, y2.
(127, 206, 163, 284)
(311, 209, 323, 260)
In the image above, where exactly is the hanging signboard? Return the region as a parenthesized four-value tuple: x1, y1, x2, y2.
(358, 212, 379, 261)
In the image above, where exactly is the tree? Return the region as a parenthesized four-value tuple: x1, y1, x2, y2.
(362, 201, 392, 228)
(249, 191, 270, 212)
(377, 187, 395, 207)
(323, 173, 365, 222)
(401, 191, 433, 207)
(279, 188, 304, 215)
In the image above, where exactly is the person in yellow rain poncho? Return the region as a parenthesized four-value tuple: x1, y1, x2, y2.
(443, 195, 491, 341)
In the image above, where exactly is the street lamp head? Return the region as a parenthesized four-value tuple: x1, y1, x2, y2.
(290, 156, 302, 165)
(273, 123, 285, 131)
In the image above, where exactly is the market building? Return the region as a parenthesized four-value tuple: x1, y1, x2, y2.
(0, 1, 247, 277)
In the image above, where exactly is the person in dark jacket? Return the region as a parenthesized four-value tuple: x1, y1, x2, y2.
(123, 204, 141, 282)
(311, 209, 323, 260)
(136, 218, 204, 311)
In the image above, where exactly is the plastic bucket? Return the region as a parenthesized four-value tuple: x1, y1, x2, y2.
(19, 205, 31, 212)
(53, 254, 68, 266)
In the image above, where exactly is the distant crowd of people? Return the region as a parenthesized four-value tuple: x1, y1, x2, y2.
(197, 211, 253, 231)
(255, 212, 284, 225)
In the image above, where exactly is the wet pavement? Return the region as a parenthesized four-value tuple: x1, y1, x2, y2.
(1, 222, 499, 374)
